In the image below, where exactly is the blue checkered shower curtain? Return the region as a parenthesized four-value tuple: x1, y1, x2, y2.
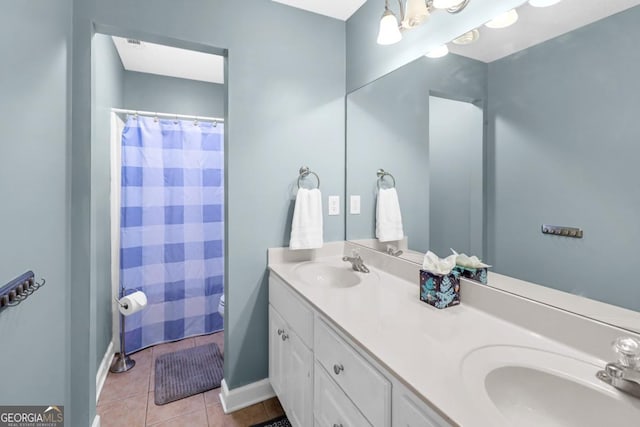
(120, 115, 224, 354)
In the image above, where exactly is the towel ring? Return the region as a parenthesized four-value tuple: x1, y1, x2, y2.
(298, 166, 320, 189)
(377, 169, 396, 189)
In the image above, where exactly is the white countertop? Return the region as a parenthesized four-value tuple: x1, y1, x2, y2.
(268, 247, 614, 427)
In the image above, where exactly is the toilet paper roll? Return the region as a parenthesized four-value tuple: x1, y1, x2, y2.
(118, 291, 148, 316)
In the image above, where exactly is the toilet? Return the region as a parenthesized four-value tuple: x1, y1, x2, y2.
(218, 294, 225, 317)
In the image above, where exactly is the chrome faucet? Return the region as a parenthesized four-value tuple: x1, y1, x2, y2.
(386, 245, 403, 257)
(597, 337, 640, 399)
(342, 251, 370, 273)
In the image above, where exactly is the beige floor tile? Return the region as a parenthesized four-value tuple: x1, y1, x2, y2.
(98, 361, 152, 406)
(146, 392, 205, 426)
(206, 403, 225, 427)
(97, 392, 147, 427)
(195, 332, 224, 355)
(150, 363, 156, 391)
(208, 402, 269, 427)
(262, 397, 285, 419)
(203, 388, 222, 407)
(147, 408, 208, 427)
(131, 347, 153, 369)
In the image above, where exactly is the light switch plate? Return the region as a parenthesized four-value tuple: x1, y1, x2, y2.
(328, 196, 340, 216)
(350, 195, 361, 214)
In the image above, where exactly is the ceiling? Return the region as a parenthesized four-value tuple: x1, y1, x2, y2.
(272, 0, 366, 20)
(111, 37, 225, 84)
(449, 0, 640, 62)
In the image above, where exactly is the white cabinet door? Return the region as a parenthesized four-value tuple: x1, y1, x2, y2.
(269, 305, 287, 400)
(285, 330, 313, 427)
(392, 382, 452, 427)
(314, 362, 372, 427)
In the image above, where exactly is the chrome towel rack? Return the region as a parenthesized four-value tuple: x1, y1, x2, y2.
(0, 271, 46, 312)
(377, 169, 396, 189)
(298, 166, 320, 189)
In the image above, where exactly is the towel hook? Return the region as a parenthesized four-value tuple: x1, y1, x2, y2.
(377, 169, 396, 189)
(297, 166, 320, 189)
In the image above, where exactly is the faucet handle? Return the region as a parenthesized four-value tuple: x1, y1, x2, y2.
(351, 249, 360, 259)
(613, 337, 640, 368)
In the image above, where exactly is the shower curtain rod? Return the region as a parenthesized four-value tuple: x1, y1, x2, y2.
(111, 108, 224, 123)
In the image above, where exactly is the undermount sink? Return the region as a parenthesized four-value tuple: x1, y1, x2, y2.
(462, 345, 640, 427)
(293, 261, 372, 288)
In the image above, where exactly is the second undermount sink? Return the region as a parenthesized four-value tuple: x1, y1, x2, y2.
(462, 346, 640, 427)
(293, 261, 373, 288)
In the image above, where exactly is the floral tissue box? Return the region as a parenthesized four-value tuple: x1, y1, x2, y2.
(419, 270, 461, 309)
(453, 266, 488, 285)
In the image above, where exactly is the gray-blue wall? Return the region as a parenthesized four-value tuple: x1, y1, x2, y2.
(346, 0, 525, 91)
(346, 54, 486, 253)
(487, 6, 640, 311)
(429, 96, 483, 257)
(0, 0, 70, 408)
(71, 1, 346, 425)
(92, 33, 124, 371)
(123, 71, 225, 118)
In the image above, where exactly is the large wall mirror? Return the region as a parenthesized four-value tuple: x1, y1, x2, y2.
(346, 0, 640, 332)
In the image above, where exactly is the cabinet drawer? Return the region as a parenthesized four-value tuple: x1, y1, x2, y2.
(314, 362, 372, 427)
(315, 319, 391, 427)
(269, 273, 313, 348)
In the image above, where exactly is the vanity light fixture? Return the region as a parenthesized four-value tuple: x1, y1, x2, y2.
(452, 28, 479, 45)
(485, 9, 519, 29)
(403, 0, 430, 29)
(425, 44, 449, 58)
(529, 0, 562, 7)
(377, 2, 403, 45)
(432, 0, 470, 13)
(376, 0, 471, 45)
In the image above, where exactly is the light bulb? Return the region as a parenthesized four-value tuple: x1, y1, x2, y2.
(529, 0, 562, 7)
(432, 0, 463, 9)
(377, 9, 402, 45)
(425, 44, 449, 58)
(402, 0, 430, 29)
(452, 29, 479, 45)
(485, 9, 519, 29)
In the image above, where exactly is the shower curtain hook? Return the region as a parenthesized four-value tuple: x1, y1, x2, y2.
(174, 114, 179, 124)
(153, 112, 158, 122)
(194, 116, 199, 126)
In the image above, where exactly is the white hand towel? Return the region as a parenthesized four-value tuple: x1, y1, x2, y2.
(289, 188, 323, 250)
(376, 188, 404, 243)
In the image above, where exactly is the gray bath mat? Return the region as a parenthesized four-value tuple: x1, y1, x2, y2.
(251, 416, 291, 427)
(154, 343, 224, 405)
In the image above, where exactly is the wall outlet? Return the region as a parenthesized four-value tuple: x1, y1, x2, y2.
(328, 196, 340, 216)
(350, 195, 361, 215)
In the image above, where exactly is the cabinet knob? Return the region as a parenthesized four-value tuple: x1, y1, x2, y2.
(281, 333, 289, 341)
(277, 328, 284, 336)
(333, 424, 343, 427)
(333, 364, 344, 375)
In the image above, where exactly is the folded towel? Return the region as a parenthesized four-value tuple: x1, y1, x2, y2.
(289, 188, 323, 250)
(376, 188, 404, 242)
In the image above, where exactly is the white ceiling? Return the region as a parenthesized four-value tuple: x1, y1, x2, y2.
(272, 0, 366, 20)
(449, 0, 640, 62)
(111, 36, 225, 84)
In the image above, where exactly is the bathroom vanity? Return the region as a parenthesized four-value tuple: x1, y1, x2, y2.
(268, 242, 640, 427)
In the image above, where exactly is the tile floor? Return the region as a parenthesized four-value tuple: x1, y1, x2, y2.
(97, 332, 285, 427)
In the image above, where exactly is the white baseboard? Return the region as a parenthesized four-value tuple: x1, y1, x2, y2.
(91, 415, 101, 427)
(219, 378, 275, 414)
(96, 341, 115, 403)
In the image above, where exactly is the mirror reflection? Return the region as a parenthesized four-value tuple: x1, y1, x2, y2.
(346, 0, 640, 326)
